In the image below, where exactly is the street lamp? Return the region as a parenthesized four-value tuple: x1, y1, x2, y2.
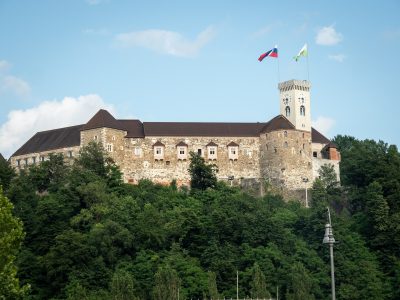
(302, 177, 309, 208)
(323, 207, 336, 300)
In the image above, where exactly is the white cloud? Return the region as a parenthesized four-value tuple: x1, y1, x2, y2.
(328, 54, 346, 62)
(0, 95, 114, 158)
(0, 60, 11, 73)
(312, 116, 335, 136)
(1, 75, 31, 97)
(316, 25, 343, 46)
(115, 26, 216, 57)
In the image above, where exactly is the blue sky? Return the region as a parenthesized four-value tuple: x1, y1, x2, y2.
(1, 0, 399, 158)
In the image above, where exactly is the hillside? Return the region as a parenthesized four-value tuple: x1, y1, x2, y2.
(1, 136, 399, 299)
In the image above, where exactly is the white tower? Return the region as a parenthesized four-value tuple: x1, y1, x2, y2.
(278, 79, 311, 132)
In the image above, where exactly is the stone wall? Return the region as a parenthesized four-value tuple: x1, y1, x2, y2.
(260, 129, 313, 190)
(120, 136, 261, 186)
(10, 146, 80, 171)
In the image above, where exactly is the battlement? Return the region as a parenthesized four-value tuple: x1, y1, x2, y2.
(278, 80, 311, 92)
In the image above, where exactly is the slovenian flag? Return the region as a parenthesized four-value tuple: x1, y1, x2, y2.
(258, 46, 278, 62)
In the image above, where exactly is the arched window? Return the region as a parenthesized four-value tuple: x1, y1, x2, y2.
(284, 131, 288, 137)
(284, 141, 288, 148)
(300, 105, 305, 116)
(285, 106, 290, 117)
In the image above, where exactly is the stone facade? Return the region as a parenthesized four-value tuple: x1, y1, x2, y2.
(9, 79, 341, 196)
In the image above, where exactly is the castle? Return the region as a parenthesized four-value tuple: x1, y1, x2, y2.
(10, 79, 340, 195)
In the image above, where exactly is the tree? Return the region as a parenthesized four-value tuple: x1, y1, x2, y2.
(74, 142, 123, 189)
(0, 187, 29, 299)
(110, 269, 138, 300)
(188, 152, 218, 190)
(0, 155, 15, 192)
(318, 164, 339, 192)
(207, 271, 220, 299)
(250, 263, 270, 299)
(286, 262, 315, 300)
(152, 265, 180, 300)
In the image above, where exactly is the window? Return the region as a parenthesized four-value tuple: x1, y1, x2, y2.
(274, 148, 277, 153)
(68, 151, 73, 158)
(32, 157, 36, 164)
(284, 141, 288, 148)
(16, 159, 20, 167)
(303, 144, 305, 149)
(134, 147, 141, 156)
(228, 146, 239, 160)
(285, 106, 290, 117)
(197, 149, 202, 156)
(300, 105, 305, 116)
(177, 146, 188, 160)
(94, 135, 98, 141)
(153, 142, 165, 160)
(243, 148, 252, 157)
(313, 151, 318, 158)
(206, 142, 218, 158)
(40, 156, 45, 162)
(208, 146, 217, 160)
(284, 131, 288, 137)
(106, 144, 113, 152)
(112, 136, 116, 141)
(24, 158, 28, 165)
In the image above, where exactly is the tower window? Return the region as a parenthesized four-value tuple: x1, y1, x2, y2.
(300, 105, 306, 116)
(285, 106, 290, 117)
(284, 131, 288, 137)
(284, 141, 288, 148)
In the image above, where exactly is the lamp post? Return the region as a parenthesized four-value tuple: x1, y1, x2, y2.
(323, 207, 336, 300)
(302, 177, 309, 208)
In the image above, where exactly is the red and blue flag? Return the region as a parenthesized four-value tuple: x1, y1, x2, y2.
(258, 46, 278, 62)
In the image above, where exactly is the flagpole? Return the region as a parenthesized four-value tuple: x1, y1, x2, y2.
(306, 45, 310, 81)
(277, 53, 281, 83)
(276, 44, 280, 84)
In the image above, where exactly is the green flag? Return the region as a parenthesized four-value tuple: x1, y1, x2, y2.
(294, 43, 308, 61)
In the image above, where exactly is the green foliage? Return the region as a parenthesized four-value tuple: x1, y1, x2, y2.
(188, 151, 218, 190)
(0, 187, 29, 299)
(152, 265, 180, 300)
(207, 271, 220, 299)
(5, 135, 400, 299)
(250, 263, 270, 298)
(0, 156, 15, 192)
(286, 262, 315, 300)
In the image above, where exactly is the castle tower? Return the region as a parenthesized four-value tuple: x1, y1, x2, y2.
(278, 80, 311, 132)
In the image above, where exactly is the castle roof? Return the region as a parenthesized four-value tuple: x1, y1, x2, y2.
(312, 127, 331, 144)
(12, 124, 83, 156)
(11, 109, 334, 157)
(260, 115, 295, 133)
(143, 122, 265, 137)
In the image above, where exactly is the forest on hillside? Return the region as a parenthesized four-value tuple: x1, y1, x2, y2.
(1, 136, 400, 300)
